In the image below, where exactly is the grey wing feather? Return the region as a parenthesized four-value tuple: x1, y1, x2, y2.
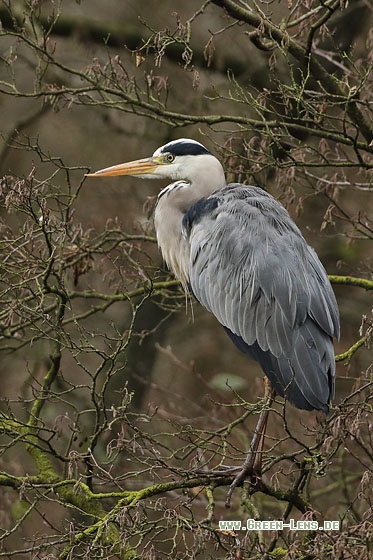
(187, 184, 339, 412)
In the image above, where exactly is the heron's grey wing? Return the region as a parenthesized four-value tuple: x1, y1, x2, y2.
(184, 184, 340, 412)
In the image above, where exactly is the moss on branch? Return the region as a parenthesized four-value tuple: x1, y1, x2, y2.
(328, 275, 373, 290)
(335, 337, 367, 363)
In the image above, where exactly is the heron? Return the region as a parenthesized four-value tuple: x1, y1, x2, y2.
(86, 138, 340, 505)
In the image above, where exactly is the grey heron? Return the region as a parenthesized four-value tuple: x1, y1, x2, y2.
(86, 138, 340, 504)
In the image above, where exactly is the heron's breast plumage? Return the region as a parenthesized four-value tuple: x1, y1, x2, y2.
(154, 181, 193, 288)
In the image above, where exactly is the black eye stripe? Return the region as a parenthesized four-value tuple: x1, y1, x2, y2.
(160, 141, 210, 157)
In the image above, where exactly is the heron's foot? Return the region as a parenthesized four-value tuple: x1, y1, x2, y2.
(192, 461, 263, 507)
(225, 452, 263, 508)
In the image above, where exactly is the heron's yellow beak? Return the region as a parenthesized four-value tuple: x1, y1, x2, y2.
(85, 156, 164, 178)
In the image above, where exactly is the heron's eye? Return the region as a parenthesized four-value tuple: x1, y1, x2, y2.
(166, 154, 175, 163)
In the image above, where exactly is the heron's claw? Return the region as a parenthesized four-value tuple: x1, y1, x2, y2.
(192, 466, 241, 477)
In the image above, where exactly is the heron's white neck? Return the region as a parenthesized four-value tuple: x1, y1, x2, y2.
(154, 154, 225, 287)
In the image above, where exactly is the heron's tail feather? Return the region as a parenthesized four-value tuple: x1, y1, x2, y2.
(224, 321, 335, 413)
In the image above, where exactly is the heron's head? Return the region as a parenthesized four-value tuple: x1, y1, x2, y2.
(86, 138, 225, 186)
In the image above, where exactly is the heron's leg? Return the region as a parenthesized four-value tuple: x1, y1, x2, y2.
(225, 378, 276, 508)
